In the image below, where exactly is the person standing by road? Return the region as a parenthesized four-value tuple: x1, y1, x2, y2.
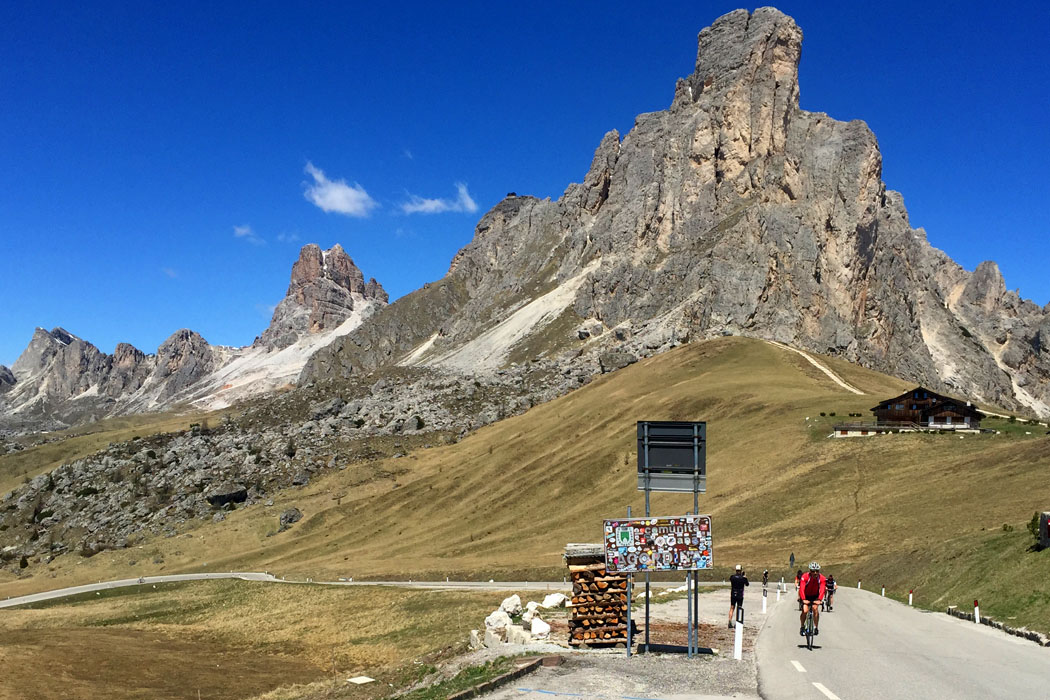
(728, 564, 749, 628)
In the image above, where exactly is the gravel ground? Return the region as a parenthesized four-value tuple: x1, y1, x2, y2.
(478, 587, 772, 700)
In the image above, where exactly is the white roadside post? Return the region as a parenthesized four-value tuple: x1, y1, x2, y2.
(858, 580, 862, 589)
(776, 588, 781, 602)
(762, 588, 767, 614)
(909, 589, 913, 606)
(881, 586, 886, 597)
(733, 620, 743, 660)
(974, 599, 981, 624)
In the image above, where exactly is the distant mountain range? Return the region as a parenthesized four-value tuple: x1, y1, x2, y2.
(0, 244, 387, 431)
(3, 7, 1048, 431)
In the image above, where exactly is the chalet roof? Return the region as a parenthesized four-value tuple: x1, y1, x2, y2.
(870, 386, 984, 417)
(926, 401, 985, 418)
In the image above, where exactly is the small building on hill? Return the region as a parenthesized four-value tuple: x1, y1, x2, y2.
(832, 386, 986, 438)
(870, 386, 984, 429)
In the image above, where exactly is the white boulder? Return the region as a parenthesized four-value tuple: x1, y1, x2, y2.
(540, 593, 570, 608)
(500, 594, 523, 616)
(485, 609, 512, 630)
(531, 617, 551, 638)
(526, 601, 541, 613)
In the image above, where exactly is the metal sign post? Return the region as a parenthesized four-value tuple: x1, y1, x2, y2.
(627, 421, 708, 657)
(626, 505, 632, 658)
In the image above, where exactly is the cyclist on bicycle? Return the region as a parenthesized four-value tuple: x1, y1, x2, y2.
(798, 562, 826, 636)
(762, 569, 769, 586)
(825, 575, 836, 610)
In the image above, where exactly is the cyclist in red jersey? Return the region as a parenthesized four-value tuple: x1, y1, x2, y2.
(798, 562, 826, 636)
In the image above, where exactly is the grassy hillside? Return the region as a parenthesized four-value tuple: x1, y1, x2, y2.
(3, 337, 1048, 629)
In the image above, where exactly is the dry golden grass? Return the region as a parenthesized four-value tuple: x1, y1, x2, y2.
(0, 580, 543, 700)
(3, 338, 1048, 627)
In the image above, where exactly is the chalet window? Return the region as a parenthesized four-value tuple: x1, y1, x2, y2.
(911, 404, 917, 410)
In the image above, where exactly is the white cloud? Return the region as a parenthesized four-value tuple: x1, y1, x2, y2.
(401, 182, 478, 215)
(161, 267, 178, 279)
(276, 232, 300, 243)
(303, 162, 377, 217)
(233, 224, 265, 245)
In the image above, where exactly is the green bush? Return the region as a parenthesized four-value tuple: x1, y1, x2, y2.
(1027, 512, 1042, 546)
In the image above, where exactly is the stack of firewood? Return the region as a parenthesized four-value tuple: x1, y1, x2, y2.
(564, 543, 631, 647)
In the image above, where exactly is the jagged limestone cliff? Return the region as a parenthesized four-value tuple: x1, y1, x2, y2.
(304, 7, 1049, 416)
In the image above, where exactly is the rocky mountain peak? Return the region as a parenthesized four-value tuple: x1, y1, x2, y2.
(688, 7, 801, 99)
(259, 244, 388, 350)
(304, 8, 1050, 418)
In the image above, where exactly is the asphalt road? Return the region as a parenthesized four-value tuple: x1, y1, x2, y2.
(0, 572, 279, 608)
(0, 575, 733, 610)
(756, 587, 1050, 700)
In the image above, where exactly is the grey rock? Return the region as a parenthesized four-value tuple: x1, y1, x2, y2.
(278, 508, 303, 531)
(205, 484, 247, 507)
(0, 366, 15, 393)
(599, 351, 638, 374)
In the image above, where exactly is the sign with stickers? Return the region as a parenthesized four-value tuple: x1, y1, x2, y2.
(603, 515, 712, 573)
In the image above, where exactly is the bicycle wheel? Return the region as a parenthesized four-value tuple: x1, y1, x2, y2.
(806, 612, 814, 650)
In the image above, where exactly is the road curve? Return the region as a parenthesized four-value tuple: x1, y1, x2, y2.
(756, 587, 1050, 700)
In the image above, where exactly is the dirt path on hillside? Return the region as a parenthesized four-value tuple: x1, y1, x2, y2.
(766, 340, 864, 395)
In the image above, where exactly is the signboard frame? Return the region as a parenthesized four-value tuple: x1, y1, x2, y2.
(603, 515, 713, 573)
(637, 421, 706, 493)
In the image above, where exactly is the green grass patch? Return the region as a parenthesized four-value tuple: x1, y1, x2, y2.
(395, 656, 520, 700)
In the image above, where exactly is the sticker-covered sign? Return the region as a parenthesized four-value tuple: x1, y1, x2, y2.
(603, 515, 712, 573)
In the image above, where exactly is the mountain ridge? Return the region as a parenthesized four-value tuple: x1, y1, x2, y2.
(303, 7, 1050, 417)
(0, 244, 387, 430)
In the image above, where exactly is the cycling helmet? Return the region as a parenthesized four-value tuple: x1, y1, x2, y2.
(809, 562, 820, 571)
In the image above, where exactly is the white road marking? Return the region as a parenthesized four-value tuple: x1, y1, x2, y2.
(812, 682, 841, 699)
(790, 660, 806, 673)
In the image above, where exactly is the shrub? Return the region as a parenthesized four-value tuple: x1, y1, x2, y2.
(1027, 512, 1042, 546)
(820, 412, 826, 417)
(19, 554, 28, 569)
(829, 412, 836, 417)
(1009, 415, 1017, 423)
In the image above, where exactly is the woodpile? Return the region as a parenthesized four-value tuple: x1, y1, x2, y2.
(564, 543, 632, 647)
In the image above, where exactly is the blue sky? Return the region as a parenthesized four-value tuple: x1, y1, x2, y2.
(2, 1, 1048, 366)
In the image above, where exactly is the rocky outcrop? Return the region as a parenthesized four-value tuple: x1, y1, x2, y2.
(304, 7, 1050, 416)
(259, 244, 388, 350)
(149, 330, 216, 401)
(0, 366, 14, 394)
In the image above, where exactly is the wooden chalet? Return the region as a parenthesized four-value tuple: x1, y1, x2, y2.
(870, 386, 984, 430)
